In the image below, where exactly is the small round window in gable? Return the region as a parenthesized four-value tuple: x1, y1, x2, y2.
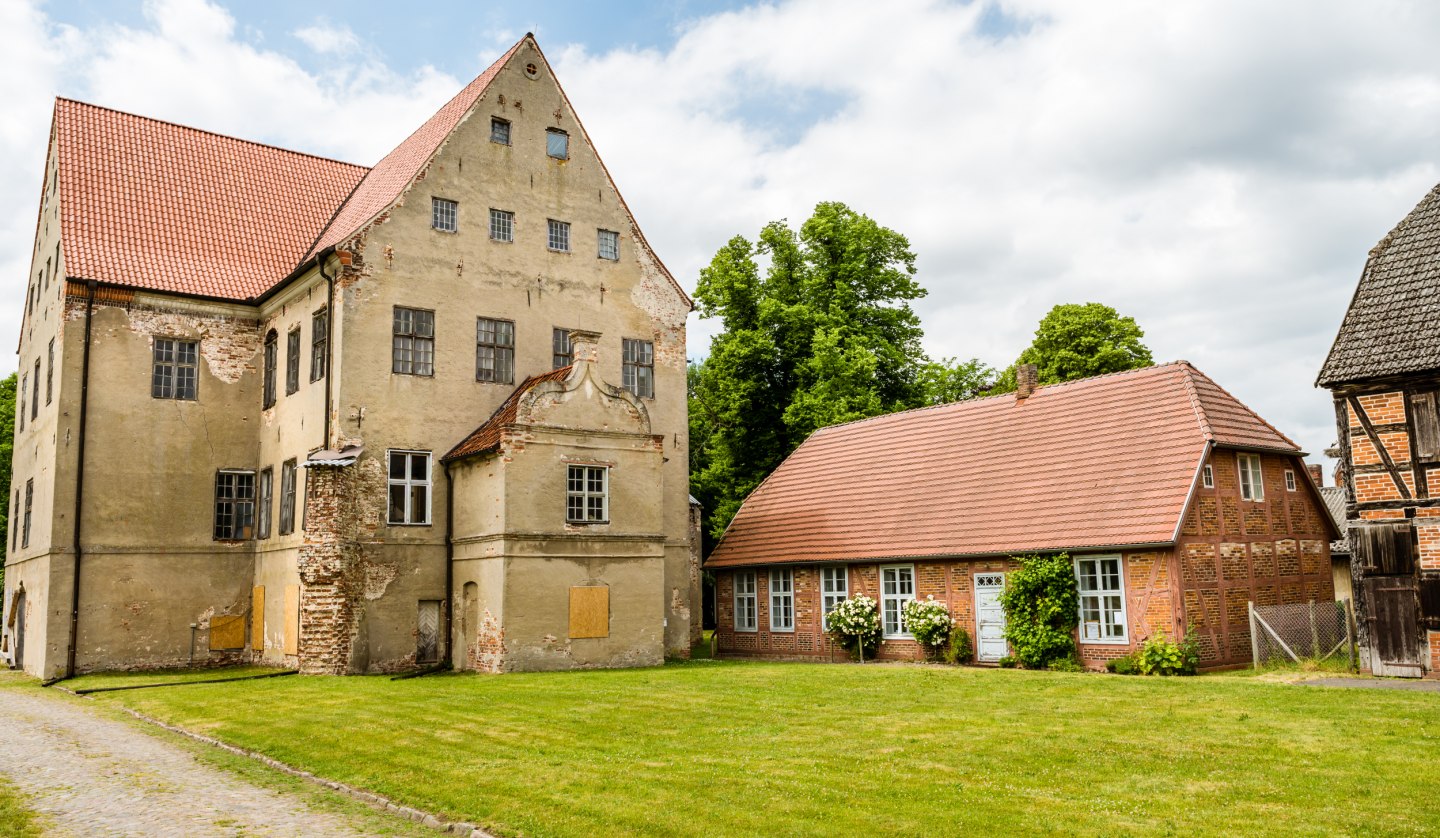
(524, 62, 540, 80)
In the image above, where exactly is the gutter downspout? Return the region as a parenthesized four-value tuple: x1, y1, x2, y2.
(317, 254, 336, 449)
(443, 462, 455, 667)
(65, 279, 97, 679)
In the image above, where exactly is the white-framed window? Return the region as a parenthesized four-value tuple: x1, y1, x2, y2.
(1202, 464, 1213, 489)
(880, 564, 915, 638)
(490, 117, 510, 145)
(566, 464, 608, 524)
(1285, 469, 1297, 492)
(1075, 555, 1127, 644)
(489, 208, 514, 242)
(548, 219, 571, 252)
(733, 571, 757, 632)
(597, 229, 619, 261)
(622, 339, 654, 398)
(432, 197, 457, 232)
(820, 566, 848, 617)
(475, 317, 515, 384)
(546, 128, 569, 159)
(1238, 453, 1264, 501)
(388, 450, 432, 525)
(769, 569, 794, 632)
(214, 470, 256, 540)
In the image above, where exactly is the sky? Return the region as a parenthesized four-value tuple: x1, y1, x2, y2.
(4, 0, 1440, 472)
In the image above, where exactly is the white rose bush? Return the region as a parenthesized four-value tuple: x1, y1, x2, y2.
(824, 594, 882, 662)
(903, 596, 954, 660)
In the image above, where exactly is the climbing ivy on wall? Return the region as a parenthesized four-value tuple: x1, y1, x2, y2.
(999, 553, 1080, 668)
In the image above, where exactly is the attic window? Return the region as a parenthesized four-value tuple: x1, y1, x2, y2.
(524, 62, 540, 79)
(432, 198, 458, 233)
(1202, 464, 1214, 489)
(490, 118, 510, 146)
(1238, 454, 1264, 501)
(546, 129, 568, 160)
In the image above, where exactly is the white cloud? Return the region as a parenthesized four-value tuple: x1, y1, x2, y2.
(3, 0, 1440, 468)
(292, 22, 361, 56)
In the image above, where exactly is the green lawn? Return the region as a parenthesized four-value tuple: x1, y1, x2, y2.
(83, 660, 1439, 836)
(0, 776, 41, 838)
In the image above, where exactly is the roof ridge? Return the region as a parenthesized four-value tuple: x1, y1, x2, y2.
(55, 97, 370, 172)
(1175, 362, 1215, 441)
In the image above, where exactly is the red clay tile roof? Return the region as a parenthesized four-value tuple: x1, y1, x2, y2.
(54, 98, 367, 300)
(306, 39, 522, 259)
(705, 362, 1302, 568)
(442, 366, 573, 462)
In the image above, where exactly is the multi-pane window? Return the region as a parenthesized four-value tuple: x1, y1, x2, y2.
(286, 328, 301, 395)
(19, 372, 26, 432)
(733, 571, 758, 631)
(597, 229, 619, 261)
(566, 465, 608, 524)
(432, 197, 458, 232)
(1202, 464, 1214, 489)
(392, 308, 435, 376)
(310, 307, 328, 382)
(622, 339, 654, 398)
(476, 318, 515, 384)
(279, 459, 297, 536)
(1076, 556, 1127, 643)
(821, 567, 849, 618)
(1285, 470, 1297, 492)
(490, 117, 510, 145)
(1238, 453, 1264, 501)
(256, 467, 273, 540)
(489, 209, 514, 242)
(11, 490, 18, 551)
(388, 450, 431, 525)
(21, 480, 33, 549)
(769, 569, 795, 632)
(262, 330, 278, 408)
(547, 219, 570, 252)
(31, 359, 39, 420)
(881, 564, 915, 638)
(546, 128, 569, 159)
(152, 338, 198, 400)
(214, 470, 256, 540)
(552, 328, 572, 369)
(45, 338, 53, 405)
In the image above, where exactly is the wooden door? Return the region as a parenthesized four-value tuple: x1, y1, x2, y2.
(974, 573, 1007, 662)
(1363, 576, 1422, 677)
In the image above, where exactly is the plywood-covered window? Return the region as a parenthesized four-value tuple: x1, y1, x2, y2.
(733, 571, 757, 632)
(214, 470, 256, 541)
(569, 587, 609, 639)
(1238, 453, 1264, 501)
(152, 338, 198, 400)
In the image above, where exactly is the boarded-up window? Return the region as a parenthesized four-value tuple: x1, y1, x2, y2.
(283, 585, 300, 656)
(417, 600, 441, 663)
(569, 586, 609, 639)
(251, 586, 265, 650)
(1412, 391, 1440, 463)
(209, 615, 245, 650)
(1351, 522, 1415, 576)
(1420, 575, 1440, 631)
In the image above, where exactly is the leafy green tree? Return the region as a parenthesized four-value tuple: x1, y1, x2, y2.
(992, 302, 1153, 392)
(999, 553, 1080, 668)
(0, 372, 14, 589)
(917, 357, 995, 405)
(690, 202, 932, 539)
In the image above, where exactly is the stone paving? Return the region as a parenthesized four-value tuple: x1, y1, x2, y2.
(1302, 676, 1440, 692)
(0, 687, 380, 836)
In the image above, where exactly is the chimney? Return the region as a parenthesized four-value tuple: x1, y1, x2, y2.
(1015, 363, 1039, 400)
(567, 329, 601, 366)
(1306, 464, 1323, 488)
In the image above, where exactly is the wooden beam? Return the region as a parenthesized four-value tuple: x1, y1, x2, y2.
(1347, 395, 1412, 501)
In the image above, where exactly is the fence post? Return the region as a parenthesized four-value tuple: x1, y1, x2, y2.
(1248, 601, 1260, 669)
(1308, 599, 1320, 658)
(1344, 598, 1358, 673)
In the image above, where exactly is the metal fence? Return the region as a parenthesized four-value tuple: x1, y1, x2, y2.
(1248, 599, 1357, 669)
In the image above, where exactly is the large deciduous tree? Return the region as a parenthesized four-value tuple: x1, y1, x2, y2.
(0, 372, 14, 588)
(992, 302, 1153, 391)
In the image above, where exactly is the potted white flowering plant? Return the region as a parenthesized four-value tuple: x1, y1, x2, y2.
(902, 596, 953, 660)
(825, 594, 882, 662)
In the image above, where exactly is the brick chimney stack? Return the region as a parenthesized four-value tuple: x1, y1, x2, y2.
(1307, 463, 1323, 488)
(568, 329, 601, 366)
(1015, 363, 1039, 400)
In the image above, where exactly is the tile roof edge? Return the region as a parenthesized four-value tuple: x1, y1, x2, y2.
(54, 96, 370, 172)
(441, 365, 574, 462)
(1182, 363, 1301, 451)
(704, 539, 1181, 568)
(1175, 362, 1215, 442)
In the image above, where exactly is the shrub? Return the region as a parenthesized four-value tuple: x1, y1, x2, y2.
(996, 655, 1017, 668)
(999, 553, 1080, 669)
(1106, 652, 1141, 675)
(1137, 629, 1200, 676)
(943, 626, 973, 665)
(1046, 656, 1085, 672)
(902, 596, 953, 657)
(825, 594, 882, 661)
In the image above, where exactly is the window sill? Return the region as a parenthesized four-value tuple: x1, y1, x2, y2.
(770, 627, 795, 634)
(387, 521, 433, 528)
(733, 627, 758, 634)
(882, 634, 914, 641)
(566, 520, 611, 526)
(1079, 637, 1130, 646)
(547, 249, 572, 255)
(431, 228, 458, 235)
(489, 238, 513, 244)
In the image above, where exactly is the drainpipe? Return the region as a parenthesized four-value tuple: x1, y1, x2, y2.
(317, 254, 336, 449)
(65, 279, 97, 679)
(443, 462, 455, 666)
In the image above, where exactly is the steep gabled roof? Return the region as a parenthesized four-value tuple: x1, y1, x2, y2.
(1318, 182, 1440, 386)
(705, 362, 1303, 568)
(442, 365, 573, 462)
(53, 98, 368, 300)
(305, 38, 523, 259)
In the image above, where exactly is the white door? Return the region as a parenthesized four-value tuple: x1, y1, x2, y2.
(974, 573, 1007, 662)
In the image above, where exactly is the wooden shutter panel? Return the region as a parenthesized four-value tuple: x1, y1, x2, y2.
(1353, 522, 1415, 576)
(1412, 392, 1440, 463)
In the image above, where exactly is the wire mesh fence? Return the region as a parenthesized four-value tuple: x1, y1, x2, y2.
(1248, 598, 1356, 669)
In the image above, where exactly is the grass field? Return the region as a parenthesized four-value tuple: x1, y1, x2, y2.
(0, 776, 41, 838)
(75, 660, 1440, 837)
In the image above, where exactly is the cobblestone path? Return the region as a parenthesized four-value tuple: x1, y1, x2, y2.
(0, 688, 379, 836)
